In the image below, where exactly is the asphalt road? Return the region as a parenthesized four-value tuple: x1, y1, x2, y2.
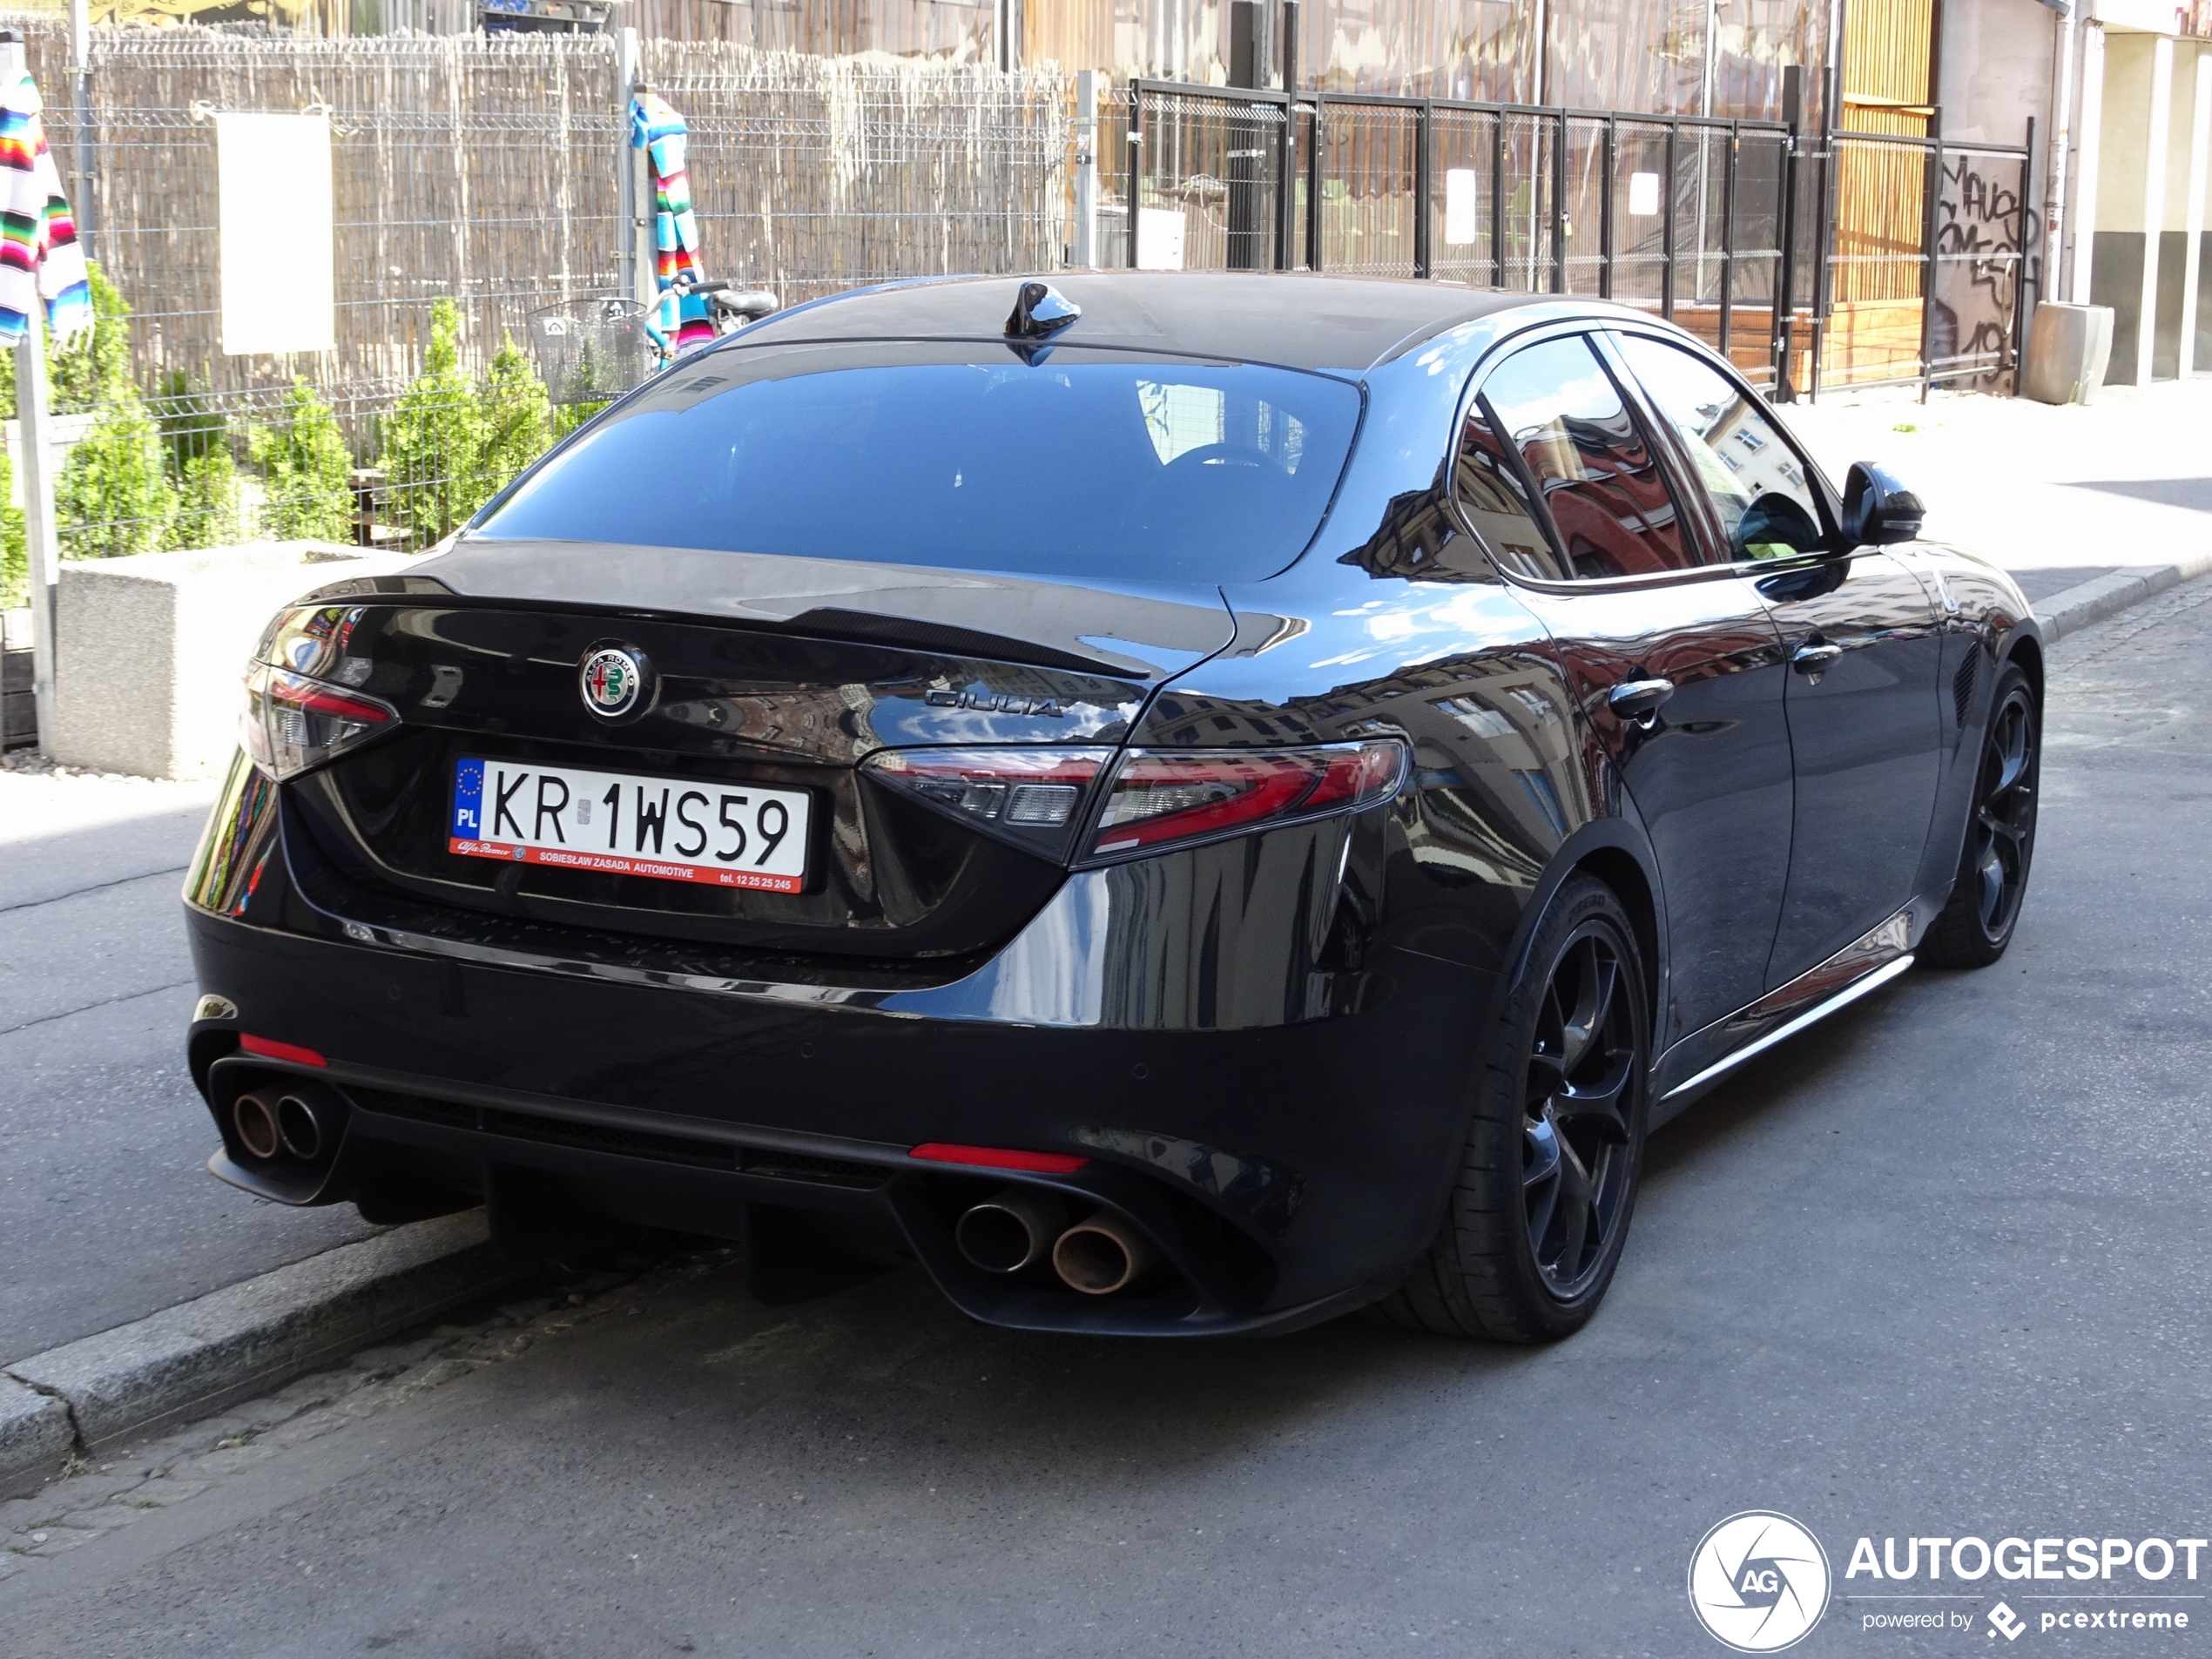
(0, 769, 374, 1364)
(3, 574, 2208, 1655)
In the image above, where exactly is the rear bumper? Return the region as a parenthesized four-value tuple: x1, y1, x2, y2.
(182, 771, 1498, 1334)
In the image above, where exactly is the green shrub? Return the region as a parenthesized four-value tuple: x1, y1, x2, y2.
(158, 369, 241, 550)
(551, 400, 606, 442)
(0, 448, 24, 607)
(248, 378, 355, 543)
(50, 263, 133, 410)
(57, 391, 176, 558)
(475, 332, 550, 513)
(379, 298, 484, 548)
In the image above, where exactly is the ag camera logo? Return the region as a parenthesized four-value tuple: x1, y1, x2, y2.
(1689, 1511, 1833, 1652)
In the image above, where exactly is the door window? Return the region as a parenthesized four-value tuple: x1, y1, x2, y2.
(1468, 335, 1696, 580)
(1613, 333, 1828, 561)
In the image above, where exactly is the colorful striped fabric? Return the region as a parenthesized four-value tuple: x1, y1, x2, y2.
(629, 92, 714, 351)
(0, 68, 89, 348)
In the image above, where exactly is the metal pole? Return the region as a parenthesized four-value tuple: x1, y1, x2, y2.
(1128, 84, 1143, 269)
(1277, 0, 1298, 269)
(0, 34, 58, 756)
(17, 312, 57, 756)
(1662, 119, 1676, 319)
(1549, 111, 1567, 293)
(1718, 124, 1737, 362)
(2015, 116, 2037, 388)
(67, 0, 90, 261)
(1306, 92, 1324, 272)
(1598, 114, 1615, 300)
(616, 26, 640, 305)
(1775, 66, 1802, 399)
(1414, 100, 1433, 279)
(1919, 124, 1941, 400)
(2046, 1, 2079, 303)
(1075, 69, 1099, 268)
(1492, 110, 1507, 287)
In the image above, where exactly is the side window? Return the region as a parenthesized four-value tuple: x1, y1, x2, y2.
(1612, 332, 1829, 561)
(1470, 335, 1697, 580)
(1452, 386, 1561, 582)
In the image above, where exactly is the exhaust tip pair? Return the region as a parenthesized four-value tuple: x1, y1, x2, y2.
(231, 1084, 339, 1165)
(954, 1187, 1156, 1297)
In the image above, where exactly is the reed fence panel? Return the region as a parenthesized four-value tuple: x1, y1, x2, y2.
(0, 22, 1069, 555)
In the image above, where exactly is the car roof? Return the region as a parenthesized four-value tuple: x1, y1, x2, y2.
(727, 273, 1560, 374)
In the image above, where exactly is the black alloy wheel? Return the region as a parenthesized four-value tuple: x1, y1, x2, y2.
(1522, 927, 1641, 1296)
(1924, 660, 2039, 968)
(1373, 873, 1651, 1341)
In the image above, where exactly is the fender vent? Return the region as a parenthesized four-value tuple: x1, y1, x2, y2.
(1952, 649, 1979, 728)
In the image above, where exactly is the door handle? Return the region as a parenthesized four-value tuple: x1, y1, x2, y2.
(1791, 642, 1844, 675)
(1607, 678, 1675, 727)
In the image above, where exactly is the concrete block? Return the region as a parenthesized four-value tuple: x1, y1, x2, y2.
(2023, 302, 2114, 406)
(49, 541, 411, 779)
(7, 1211, 516, 1452)
(0, 1375, 75, 1500)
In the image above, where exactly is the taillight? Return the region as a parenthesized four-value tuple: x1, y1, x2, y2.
(1083, 739, 1406, 861)
(862, 746, 1112, 861)
(241, 662, 399, 781)
(861, 738, 1406, 867)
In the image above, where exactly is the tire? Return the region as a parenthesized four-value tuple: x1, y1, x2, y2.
(1372, 873, 1652, 1342)
(1921, 660, 2039, 969)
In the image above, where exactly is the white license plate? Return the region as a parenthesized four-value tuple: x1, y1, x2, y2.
(448, 757, 810, 894)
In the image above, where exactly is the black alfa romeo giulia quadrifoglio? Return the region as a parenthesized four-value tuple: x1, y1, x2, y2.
(183, 273, 2040, 1341)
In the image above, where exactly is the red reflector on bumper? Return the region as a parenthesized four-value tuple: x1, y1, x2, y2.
(907, 1142, 1088, 1174)
(239, 1033, 328, 1068)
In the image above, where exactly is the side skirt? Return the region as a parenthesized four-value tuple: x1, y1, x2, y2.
(1650, 909, 1919, 1128)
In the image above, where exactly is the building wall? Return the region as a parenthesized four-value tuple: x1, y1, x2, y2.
(1936, 0, 2054, 146)
(624, 0, 1829, 118)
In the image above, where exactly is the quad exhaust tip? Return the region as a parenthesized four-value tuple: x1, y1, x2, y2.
(277, 1092, 328, 1162)
(230, 1083, 341, 1166)
(1050, 1212, 1155, 1296)
(954, 1187, 1070, 1275)
(232, 1087, 284, 1161)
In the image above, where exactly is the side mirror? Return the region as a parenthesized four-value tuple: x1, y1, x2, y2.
(1731, 492, 1826, 561)
(1841, 461, 1926, 546)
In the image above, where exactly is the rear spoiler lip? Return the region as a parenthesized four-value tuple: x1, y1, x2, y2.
(400, 537, 1241, 683)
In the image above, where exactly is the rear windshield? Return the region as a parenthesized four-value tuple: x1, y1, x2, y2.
(471, 341, 1364, 584)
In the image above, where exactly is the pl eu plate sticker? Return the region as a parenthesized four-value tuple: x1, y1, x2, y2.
(452, 758, 485, 842)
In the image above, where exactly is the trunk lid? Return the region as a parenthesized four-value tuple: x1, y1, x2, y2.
(276, 549, 1235, 960)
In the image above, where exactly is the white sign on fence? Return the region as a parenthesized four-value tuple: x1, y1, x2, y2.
(218, 113, 336, 357)
(1443, 169, 1478, 246)
(1136, 207, 1187, 271)
(1629, 171, 1662, 217)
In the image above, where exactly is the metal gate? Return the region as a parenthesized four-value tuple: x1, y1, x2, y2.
(1112, 78, 2034, 400)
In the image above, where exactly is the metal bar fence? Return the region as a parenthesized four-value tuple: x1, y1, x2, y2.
(1127, 78, 2032, 402)
(1129, 78, 1799, 387)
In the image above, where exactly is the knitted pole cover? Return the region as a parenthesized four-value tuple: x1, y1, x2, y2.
(0, 66, 90, 348)
(629, 91, 713, 353)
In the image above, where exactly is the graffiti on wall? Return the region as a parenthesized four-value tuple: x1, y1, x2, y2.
(1931, 148, 2040, 388)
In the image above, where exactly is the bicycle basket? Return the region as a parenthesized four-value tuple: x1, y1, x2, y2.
(527, 298, 654, 404)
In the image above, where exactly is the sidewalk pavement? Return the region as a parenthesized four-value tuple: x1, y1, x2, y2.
(1784, 376, 2212, 612)
(0, 759, 377, 1366)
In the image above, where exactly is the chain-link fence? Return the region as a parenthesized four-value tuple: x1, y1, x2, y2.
(0, 22, 1069, 585)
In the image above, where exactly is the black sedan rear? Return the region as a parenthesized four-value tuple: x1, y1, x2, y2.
(183, 273, 2040, 1340)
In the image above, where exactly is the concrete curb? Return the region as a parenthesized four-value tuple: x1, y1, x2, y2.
(0, 1211, 521, 1498)
(0, 1378, 73, 1491)
(2034, 549, 2212, 644)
